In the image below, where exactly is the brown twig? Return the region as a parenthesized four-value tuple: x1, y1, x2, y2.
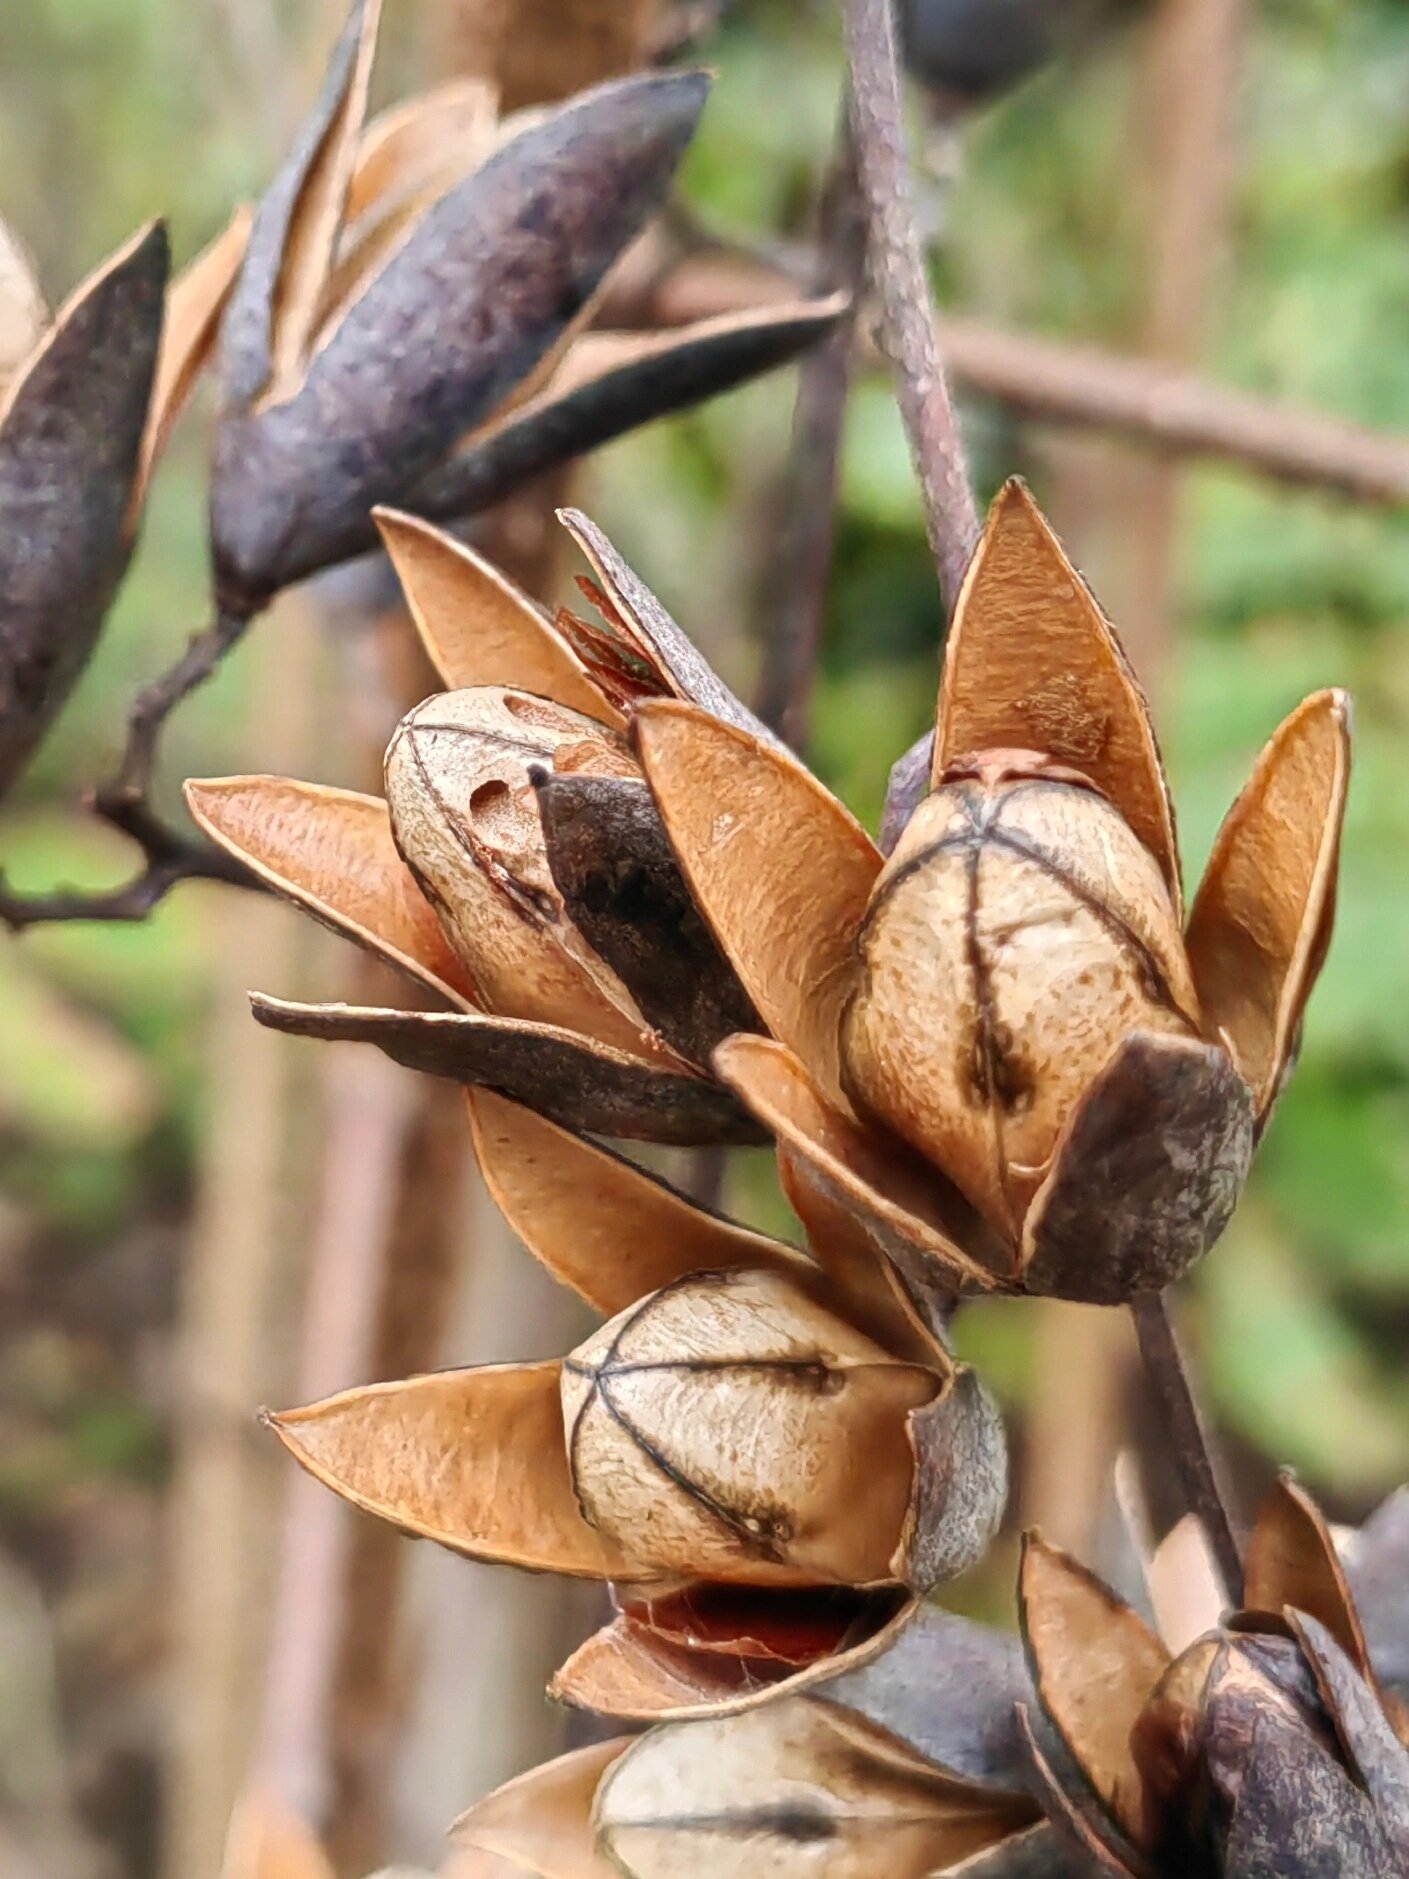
(0, 606, 261, 929)
(841, 0, 978, 615)
(755, 113, 868, 748)
(1130, 1293, 1244, 1602)
(935, 314, 1409, 508)
(0, 789, 255, 930)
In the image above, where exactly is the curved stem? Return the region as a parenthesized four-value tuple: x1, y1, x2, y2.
(841, 0, 979, 615)
(108, 602, 255, 802)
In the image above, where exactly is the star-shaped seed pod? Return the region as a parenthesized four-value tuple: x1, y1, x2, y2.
(450, 1477, 1409, 1879)
(263, 1090, 1006, 1723)
(0, 212, 245, 795)
(633, 479, 1351, 1302)
(187, 510, 783, 1145)
(207, 0, 843, 620)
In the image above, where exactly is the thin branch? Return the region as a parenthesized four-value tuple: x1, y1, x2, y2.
(106, 604, 255, 802)
(0, 607, 260, 929)
(934, 314, 1409, 508)
(842, 0, 978, 614)
(1130, 1292, 1244, 1603)
(756, 112, 868, 747)
(0, 791, 255, 931)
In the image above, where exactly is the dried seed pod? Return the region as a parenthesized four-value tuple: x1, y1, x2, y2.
(1013, 1478, 1409, 1874)
(190, 509, 782, 1146)
(0, 224, 167, 794)
(204, 2, 842, 613)
(840, 751, 1200, 1238)
(384, 685, 663, 1055)
(636, 480, 1350, 1301)
(0, 210, 241, 799)
(266, 1093, 1007, 1725)
(561, 1269, 938, 1585)
(596, 1698, 1039, 1879)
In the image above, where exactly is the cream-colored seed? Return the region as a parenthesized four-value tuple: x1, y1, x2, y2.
(561, 1270, 936, 1585)
(841, 775, 1199, 1237)
(384, 685, 652, 1049)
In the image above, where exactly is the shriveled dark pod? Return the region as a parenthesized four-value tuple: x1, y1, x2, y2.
(1014, 1477, 1409, 1875)
(0, 209, 243, 802)
(0, 226, 167, 795)
(901, 0, 1146, 107)
(206, 0, 844, 613)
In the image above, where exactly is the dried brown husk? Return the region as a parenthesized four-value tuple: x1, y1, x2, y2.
(561, 1269, 938, 1584)
(413, 297, 846, 541)
(0, 222, 167, 795)
(535, 768, 763, 1063)
(841, 764, 1198, 1241)
(250, 994, 762, 1145)
(465, 1090, 807, 1314)
(551, 1581, 917, 1722)
(376, 506, 620, 721)
(634, 699, 882, 1104)
(1018, 1031, 1254, 1302)
(185, 774, 478, 1006)
(1185, 689, 1351, 1120)
(934, 479, 1180, 909)
(265, 1359, 643, 1580)
(384, 685, 670, 1056)
(596, 1698, 1038, 1879)
(452, 1738, 629, 1879)
(1018, 1532, 1171, 1849)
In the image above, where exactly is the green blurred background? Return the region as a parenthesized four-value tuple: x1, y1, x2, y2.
(1, 0, 1408, 1873)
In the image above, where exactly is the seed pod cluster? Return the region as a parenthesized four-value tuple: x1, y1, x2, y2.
(453, 1478, 1409, 1879)
(265, 1091, 1006, 1722)
(188, 508, 774, 1145)
(634, 479, 1350, 1302)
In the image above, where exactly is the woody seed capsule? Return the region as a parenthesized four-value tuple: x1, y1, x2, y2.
(840, 751, 1201, 1238)
(560, 1270, 938, 1586)
(384, 685, 654, 1049)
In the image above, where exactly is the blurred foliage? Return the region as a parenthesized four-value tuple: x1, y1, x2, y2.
(1, 0, 1409, 1793)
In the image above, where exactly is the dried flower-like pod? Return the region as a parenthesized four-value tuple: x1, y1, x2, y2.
(0, 211, 243, 797)
(841, 751, 1202, 1240)
(207, 1, 843, 612)
(636, 479, 1350, 1300)
(562, 1270, 938, 1585)
(596, 1699, 1039, 1879)
(191, 510, 774, 1145)
(1013, 1476, 1409, 1874)
(453, 1630, 1077, 1879)
(265, 1089, 1006, 1723)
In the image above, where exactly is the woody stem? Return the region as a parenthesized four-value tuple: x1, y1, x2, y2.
(1131, 1291, 1245, 1603)
(841, 0, 979, 616)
